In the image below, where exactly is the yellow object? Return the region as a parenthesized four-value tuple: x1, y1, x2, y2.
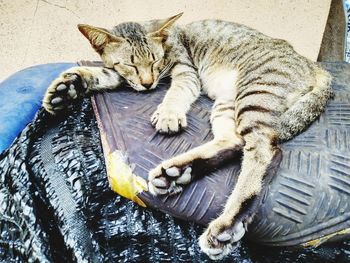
(302, 228, 350, 247)
(107, 150, 148, 207)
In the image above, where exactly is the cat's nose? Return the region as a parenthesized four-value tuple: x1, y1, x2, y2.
(143, 83, 153, 90)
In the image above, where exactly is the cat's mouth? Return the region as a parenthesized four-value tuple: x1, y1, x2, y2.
(129, 84, 157, 92)
(128, 81, 159, 92)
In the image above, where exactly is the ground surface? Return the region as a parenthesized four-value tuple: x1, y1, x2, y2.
(0, 0, 330, 82)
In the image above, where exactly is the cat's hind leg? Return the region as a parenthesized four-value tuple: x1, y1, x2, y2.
(199, 129, 282, 260)
(148, 99, 244, 195)
(43, 66, 122, 114)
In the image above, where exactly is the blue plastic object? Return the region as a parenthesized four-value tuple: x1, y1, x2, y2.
(0, 63, 76, 153)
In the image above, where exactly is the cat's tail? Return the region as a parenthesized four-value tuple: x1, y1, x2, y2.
(279, 66, 333, 141)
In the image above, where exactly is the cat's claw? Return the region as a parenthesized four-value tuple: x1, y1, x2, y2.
(43, 73, 87, 114)
(199, 220, 246, 260)
(148, 165, 193, 196)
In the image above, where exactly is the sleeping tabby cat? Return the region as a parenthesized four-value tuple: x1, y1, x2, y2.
(42, 13, 332, 260)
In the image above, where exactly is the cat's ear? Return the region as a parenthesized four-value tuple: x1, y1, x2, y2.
(78, 24, 123, 53)
(148, 12, 183, 41)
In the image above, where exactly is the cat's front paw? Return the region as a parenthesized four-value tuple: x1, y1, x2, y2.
(148, 161, 193, 196)
(151, 105, 187, 134)
(43, 73, 87, 114)
(199, 218, 246, 260)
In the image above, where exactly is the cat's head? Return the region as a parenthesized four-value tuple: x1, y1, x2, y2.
(77, 13, 183, 91)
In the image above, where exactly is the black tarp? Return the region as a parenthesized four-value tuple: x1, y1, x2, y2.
(0, 98, 349, 263)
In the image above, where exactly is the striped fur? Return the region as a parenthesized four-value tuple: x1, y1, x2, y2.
(42, 13, 333, 260)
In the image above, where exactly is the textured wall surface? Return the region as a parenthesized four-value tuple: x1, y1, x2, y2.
(0, 0, 331, 82)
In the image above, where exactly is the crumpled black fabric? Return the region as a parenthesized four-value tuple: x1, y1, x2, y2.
(0, 98, 349, 263)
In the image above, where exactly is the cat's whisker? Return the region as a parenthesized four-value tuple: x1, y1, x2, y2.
(159, 73, 172, 80)
(158, 61, 174, 79)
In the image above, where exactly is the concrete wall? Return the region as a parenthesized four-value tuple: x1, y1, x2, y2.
(0, 0, 331, 82)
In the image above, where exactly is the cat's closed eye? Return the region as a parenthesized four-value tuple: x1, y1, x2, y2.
(124, 64, 139, 74)
(113, 62, 135, 74)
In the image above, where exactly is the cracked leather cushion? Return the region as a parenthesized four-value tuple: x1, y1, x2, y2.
(90, 61, 350, 246)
